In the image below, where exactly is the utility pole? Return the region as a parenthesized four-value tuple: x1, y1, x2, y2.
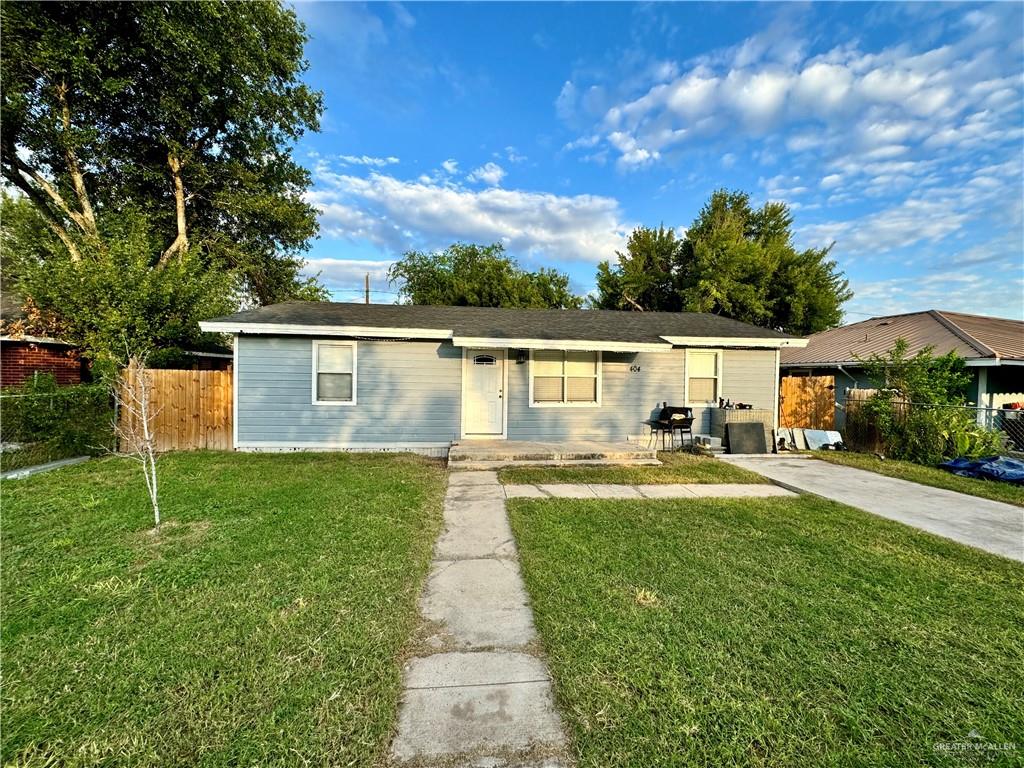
(365, 272, 370, 304)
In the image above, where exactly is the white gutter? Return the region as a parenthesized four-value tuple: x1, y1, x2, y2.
(660, 335, 808, 348)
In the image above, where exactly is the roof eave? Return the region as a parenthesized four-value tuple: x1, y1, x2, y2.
(198, 321, 454, 340)
(661, 335, 807, 348)
(452, 335, 672, 352)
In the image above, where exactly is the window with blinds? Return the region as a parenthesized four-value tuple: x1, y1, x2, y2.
(686, 350, 720, 405)
(314, 341, 357, 404)
(531, 350, 600, 405)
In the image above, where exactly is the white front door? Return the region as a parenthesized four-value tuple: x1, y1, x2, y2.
(463, 349, 505, 436)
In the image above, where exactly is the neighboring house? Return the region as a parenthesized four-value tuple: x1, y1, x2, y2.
(0, 335, 86, 387)
(0, 291, 86, 387)
(200, 302, 807, 455)
(781, 310, 1024, 424)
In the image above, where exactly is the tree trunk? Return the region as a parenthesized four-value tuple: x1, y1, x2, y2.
(158, 152, 189, 265)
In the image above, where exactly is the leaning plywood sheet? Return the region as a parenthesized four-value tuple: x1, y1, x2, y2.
(825, 430, 843, 445)
(792, 428, 808, 450)
(804, 429, 830, 450)
(727, 422, 768, 454)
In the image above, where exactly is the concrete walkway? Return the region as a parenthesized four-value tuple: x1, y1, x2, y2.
(503, 482, 795, 500)
(390, 471, 571, 767)
(722, 456, 1024, 562)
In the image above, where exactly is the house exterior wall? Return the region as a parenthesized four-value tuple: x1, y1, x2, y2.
(235, 335, 462, 449)
(0, 340, 83, 387)
(506, 351, 683, 441)
(235, 335, 780, 450)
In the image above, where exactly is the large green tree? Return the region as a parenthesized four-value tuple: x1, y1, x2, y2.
(1, 1, 327, 364)
(593, 190, 852, 334)
(593, 225, 683, 312)
(388, 243, 583, 309)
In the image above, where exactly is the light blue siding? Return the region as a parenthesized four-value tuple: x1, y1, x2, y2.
(236, 336, 462, 446)
(507, 351, 685, 441)
(722, 349, 777, 409)
(234, 336, 780, 448)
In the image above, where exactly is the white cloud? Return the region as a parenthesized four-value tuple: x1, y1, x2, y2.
(555, 81, 578, 121)
(504, 146, 527, 163)
(467, 162, 506, 186)
(309, 165, 630, 263)
(799, 198, 970, 253)
(820, 173, 843, 189)
(563, 134, 601, 152)
(302, 257, 395, 293)
(846, 270, 1024, 319)
(338, 154, 400, 167)
(441, 158, 459, 175)
(580, 5, 1022, 172)
(760, 174, 808, 199)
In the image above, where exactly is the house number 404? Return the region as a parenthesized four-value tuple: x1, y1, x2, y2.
(630, 364, 642, 373)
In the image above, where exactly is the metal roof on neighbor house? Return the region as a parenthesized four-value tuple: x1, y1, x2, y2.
(781, 310, 1024, 367)
(201, 301, 798, 347)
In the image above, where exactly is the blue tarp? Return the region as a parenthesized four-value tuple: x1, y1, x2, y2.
(938, 456, 1024, 485)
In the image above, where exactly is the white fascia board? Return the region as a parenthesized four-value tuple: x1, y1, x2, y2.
(660, 335, 809, 348)
(452, 336, 673, 353)
(0, 335, 74, 345)
(199, 321, 453, 340)
(965, 358, 1023, 367)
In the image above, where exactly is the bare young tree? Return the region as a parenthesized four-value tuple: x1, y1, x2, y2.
(111, 355, 161, 531)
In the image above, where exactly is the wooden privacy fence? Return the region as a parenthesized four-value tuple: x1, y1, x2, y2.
(120, 368, 232, 451)
(779, 375, 835, 430)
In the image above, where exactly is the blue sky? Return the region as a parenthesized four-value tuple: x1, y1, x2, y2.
(291, 1, 1024, 321)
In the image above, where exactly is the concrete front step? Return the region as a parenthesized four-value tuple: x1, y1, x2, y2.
(449, 439, 658, 467)
(453, 457, 662, 470)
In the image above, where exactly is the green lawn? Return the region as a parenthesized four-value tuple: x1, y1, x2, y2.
(814, 451, 1024, 507)
(1, 451, 446, 767)
(498, 451, 767, 485)
(509, 495, 1024, 767)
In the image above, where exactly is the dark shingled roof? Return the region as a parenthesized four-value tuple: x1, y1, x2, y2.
(205, 302, 794, 345)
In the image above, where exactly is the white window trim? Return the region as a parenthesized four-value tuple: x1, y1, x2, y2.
(460, 348, 509, 439)
(311, 339, 358, 406)
(528, 349, 602, 408)
(685, 348, 723, 407)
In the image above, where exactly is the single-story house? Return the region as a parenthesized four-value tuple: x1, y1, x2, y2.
(781, 310, 1024, 426)
(200, 302, 807, 455)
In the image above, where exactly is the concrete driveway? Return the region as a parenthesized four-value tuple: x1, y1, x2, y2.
(721, 456, 1024, 562)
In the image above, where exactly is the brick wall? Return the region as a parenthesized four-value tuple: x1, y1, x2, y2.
(0, 340, 84, 387)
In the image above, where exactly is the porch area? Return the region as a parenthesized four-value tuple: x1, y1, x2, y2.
(448, 439, 660, 469)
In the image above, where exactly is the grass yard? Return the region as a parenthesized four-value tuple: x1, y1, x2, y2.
(1, 451, 446, 767)
(509, 495, 1024, 767)
(815, 451, 1024, 507)
(498, 450, 767, 485)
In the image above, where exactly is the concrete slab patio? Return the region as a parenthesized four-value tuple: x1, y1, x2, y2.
(389, 470, 571, 766)
(722, 455, 1024, 562)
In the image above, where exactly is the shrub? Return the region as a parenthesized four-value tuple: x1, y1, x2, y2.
(849, 340, 1005, 465)
(0, 374, 114, 471)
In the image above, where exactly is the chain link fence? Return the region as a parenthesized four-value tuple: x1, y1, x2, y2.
(0, 375, 114, 472)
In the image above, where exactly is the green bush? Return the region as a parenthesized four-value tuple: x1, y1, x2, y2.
(851, 396, 1004, 465)
(849, 339, 1006, 466)
(0, 374, 114, 471)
